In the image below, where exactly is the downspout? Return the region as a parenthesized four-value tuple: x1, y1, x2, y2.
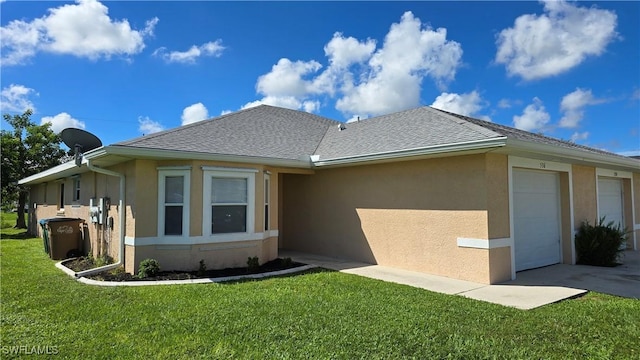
(75, 160, 126, 278)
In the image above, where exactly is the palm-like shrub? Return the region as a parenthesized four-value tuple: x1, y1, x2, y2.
(575, 217, 627, 266)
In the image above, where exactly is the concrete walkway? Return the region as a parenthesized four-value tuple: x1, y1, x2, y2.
(281, 250, 640, 310)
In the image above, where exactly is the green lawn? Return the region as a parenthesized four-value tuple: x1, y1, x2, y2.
(1, 221, 639, 359)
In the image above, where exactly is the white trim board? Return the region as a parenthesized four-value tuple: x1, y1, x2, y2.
(457, 238, 512, 249)
(508, 155, 576, 280)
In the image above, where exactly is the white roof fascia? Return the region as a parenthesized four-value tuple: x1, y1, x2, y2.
(312, 137, 507, 167)
(86, 145, 313, 169)
(18, 158, 87, 185)
(506, 139, 640, 171)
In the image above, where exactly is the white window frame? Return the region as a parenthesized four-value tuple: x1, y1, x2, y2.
(158, 168, 191, 238)
(73, 177, 81, 202)
(264, 173, 270, 231)
(202, 167, 256, 239)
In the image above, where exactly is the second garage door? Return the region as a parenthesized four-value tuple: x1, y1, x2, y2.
(513, 169, 561, 271)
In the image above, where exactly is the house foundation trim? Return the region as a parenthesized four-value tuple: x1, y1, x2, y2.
(124, 230, 279, 246)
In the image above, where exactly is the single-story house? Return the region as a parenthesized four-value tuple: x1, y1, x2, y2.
(20, 105, 640, 284)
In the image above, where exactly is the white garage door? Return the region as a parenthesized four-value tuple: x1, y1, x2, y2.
(598, 177, 625, 248)
(513, 169, 561, 271)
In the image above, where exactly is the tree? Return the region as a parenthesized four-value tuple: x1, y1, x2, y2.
(1, 110, 66, 228)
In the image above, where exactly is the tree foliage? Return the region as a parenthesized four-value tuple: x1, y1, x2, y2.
(1, 110, 65, 228)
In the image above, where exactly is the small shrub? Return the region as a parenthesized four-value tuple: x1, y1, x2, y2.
(197, 259, 207, 277)
(138, 258, 160, 278)
(575, 217, 627, 266)
(282, 257, 293, 267)
(94, 255, 113, 267)
(247, 256, 259, 273)
(109, 266, 126, 276)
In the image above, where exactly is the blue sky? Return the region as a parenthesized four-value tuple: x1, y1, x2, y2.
(1, 0, 639, 155)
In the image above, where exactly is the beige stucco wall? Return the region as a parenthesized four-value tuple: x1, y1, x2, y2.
(623, 177, 636, 249)
(29, 159, 284, 274)
(130, 237, 277, 273)
(282, 154, 510, 284)
(29, 164, 131, 262)
(485, 153, 510, 240)
(572, 165, 597, 227)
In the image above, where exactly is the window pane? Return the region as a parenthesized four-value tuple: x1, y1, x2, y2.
(212, 205, 246, 234)
(264, 204, 269, 231)
(165, 176, 184, 204)
(212, 178, 247, 203)
(165, 205, 183, 235)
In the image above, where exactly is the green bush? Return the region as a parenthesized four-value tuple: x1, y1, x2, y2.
(137, 258, 160, 278)
(575, 217, 627, 266)
(247, 256, 259, 273)
(197, 259, 207, 277)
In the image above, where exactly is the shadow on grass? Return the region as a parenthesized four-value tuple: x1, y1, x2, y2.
(0, 229, 33, 240)
(219, 267, 335, 285)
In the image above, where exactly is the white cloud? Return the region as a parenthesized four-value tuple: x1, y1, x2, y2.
(181, 103, 209, 125)
(497, 99, 511, 109)
(247, 11, 462, 118)
(336, 11, 462, 117)
(430, 91, 486, 118)
(0, 0, 158, 65)
(513, 97, 550, 132)
(559, 88, 605, 128)
(631, 88, 640, 101)
(495, 0, 618, 80)
(153, 40, 224, 64)
(570, 131, 589, 143)
(256, 58, 322, 98)
(1, 84, 37, 113)
(40, 112, 85, 133)
(138, 116, 164, 134)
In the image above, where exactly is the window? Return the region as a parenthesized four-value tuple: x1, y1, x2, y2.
(158, 168, 190, 237)
(264, 174, 270, 231)
(73, 177, 81, 201)
(211, 177, 247, 234)
(59, 183, 65, 209)
(202, 167, 256, 237)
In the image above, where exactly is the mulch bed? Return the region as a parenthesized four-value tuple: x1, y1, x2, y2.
(63, 257, 306, 282)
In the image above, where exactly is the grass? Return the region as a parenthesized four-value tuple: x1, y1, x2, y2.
(1, 214, 639, 359)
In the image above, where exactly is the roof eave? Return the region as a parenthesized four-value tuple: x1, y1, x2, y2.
(18, 159, 88, 185)
(505, 139, 640, 170)
(87, 145, 313, 169)
(312, 137, 508, 167)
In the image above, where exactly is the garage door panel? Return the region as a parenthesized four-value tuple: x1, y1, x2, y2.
(513, 169, 561, 271)
(598, 178, 623, 228)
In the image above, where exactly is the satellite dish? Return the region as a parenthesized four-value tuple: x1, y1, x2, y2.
(60, 128, 103, 167)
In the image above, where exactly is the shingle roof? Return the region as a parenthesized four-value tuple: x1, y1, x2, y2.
(114, 104, 636, 165)
(434, 108, 633, 160)
(313, 106, 505, 160)
(115, 105, 339, 160)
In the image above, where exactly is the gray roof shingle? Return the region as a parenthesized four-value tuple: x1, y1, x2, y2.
(115, 105, 339, 160)
(114, 104, 636, 165)
(313, 106, 505, 160)
(434, 108, 633, 160)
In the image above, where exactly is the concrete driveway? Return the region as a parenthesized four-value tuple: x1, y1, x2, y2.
(500, 250, 640, 299)
(282, 250, 639, 310)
